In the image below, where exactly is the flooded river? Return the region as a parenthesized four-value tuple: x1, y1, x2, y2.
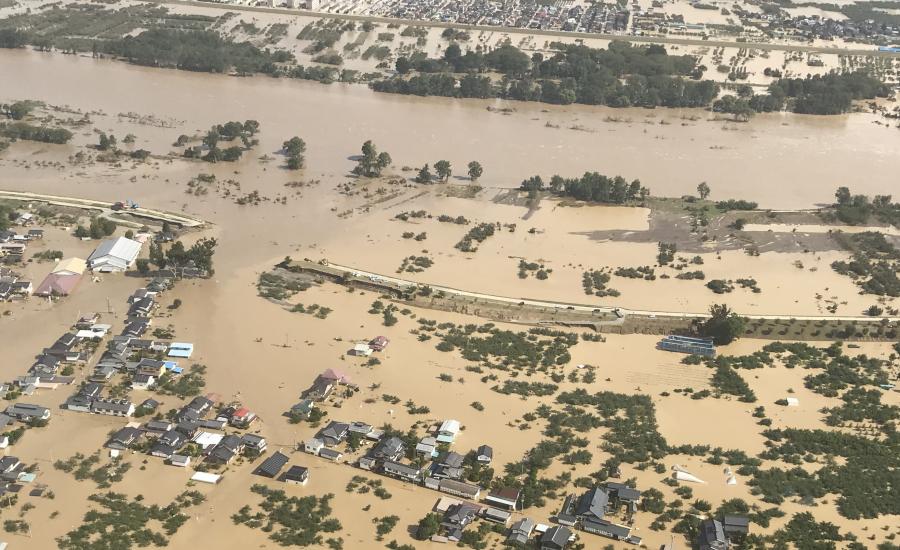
(3, 49, 900, 210)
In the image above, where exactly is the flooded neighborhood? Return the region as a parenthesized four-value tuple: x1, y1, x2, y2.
(0, 1, 899, 549)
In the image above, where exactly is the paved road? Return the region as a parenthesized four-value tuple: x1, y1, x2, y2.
(0, 190, 205, 228)
(162, 0, 900, 58)
(322, 261, 900, 322)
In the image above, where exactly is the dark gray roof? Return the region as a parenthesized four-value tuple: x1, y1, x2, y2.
(383, 460, 420, 477)
(107, 427, 142, 448)
(440, 451, 465, 469)
(607, 481, 642, 501)
(582, 518, 631, 539)
(698, 519, 727, 550)
(575, 487, 609, 520)
(370, 436, 404, 460)
(541, 525, 571, 548)
(255, 451, 289, 478)
(283, 465, 308, 482)
(317, 421, 349, 444)
(318, 448, 342, 460)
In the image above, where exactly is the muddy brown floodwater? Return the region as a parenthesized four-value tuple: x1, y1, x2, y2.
(2, 49, 900, 210)
(1, 48, 900, 550)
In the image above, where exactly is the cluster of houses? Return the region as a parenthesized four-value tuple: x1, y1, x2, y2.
(696, 516, 750, 550)
(61, 282, 183, 418)
(348, 335, 389, 357)
(105, 394, 265, 471)
(556, 483, 642, 544)
(0, 217, 42, 265)
(0, 267, 33, 302)
(0, 455, 39, 499)
(0, 314, 115, 434)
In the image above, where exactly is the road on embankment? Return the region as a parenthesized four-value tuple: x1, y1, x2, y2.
(162, 0, 900, 58)
(314, 261, 900, 323)
(0, 190, 206, 228)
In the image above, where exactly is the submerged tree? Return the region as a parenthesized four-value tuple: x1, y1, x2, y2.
(467, 161, 483, 181)
(434, 160, 452, 182)
(700, 304, 746, 345)
(353, 140, 391, 177)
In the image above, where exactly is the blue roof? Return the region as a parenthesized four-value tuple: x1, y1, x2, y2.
(168, 343, 194, 358)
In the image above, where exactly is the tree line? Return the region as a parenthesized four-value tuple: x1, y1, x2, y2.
(518, 171, 648, 204)
(375, 41, 720, 108)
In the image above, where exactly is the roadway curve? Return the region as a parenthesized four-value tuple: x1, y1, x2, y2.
(0, 190, 206, 228)
(319, 261, 900, 323)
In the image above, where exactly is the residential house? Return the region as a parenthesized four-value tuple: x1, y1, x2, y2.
(486, 487, 520, 510)
(415, 436, 439, 458)
(476, 444, 493, 464)
(64, 383, 102, 412)
(131, 373, 155, 390)
(304, 377, 334, 401)
(169, 455, 191, 468)
(75, 312, 100, 329)
(290, 399, 315, 420)
(507, 517, 535, 546)
(5, 403, 51, 422)
(107, 427, 143, 450)
(139, 398, 160, 412)
(10, 280, 32, 296)
(697, 519, 729, 550)
(433, 451, 465, 480)
(607, 482, 641, 503)
(368, 336, 389, 351)
(581, 518, 631, 540)
(722, 516, 749, 537)
(175, 420, 200, 438)
(134, 359, 166, 377)
(318, 448, 343, 462)
(122, 319, 150, 338)
(0, 456, 23, 481)
(176, 396, 213, 422)
(255, 451, 289, 478)
(90, 364, 117, 383)
(441, 503, 480, 542)
(316, 421, 349, 447)
(151, 430, 186, 458)
(541, 526, 572, 550)
(242, 434, 268, 455)
(437, 478, 481, 500)
(128, 296, 155, 317)
(303, 438, 324, 456)
(144, 420, 174, 434)
(282, 465, 309, 485)
(350, 343, 372, 356)
(91, 398, 135, 417)
(483, 507, 511, 525)
(575, 487, 609, 523)
(382, 460, 421, 483)
(437, 419, 461, 443)
(319, 368, 351, 384)
(363, 436, 405, 469)
(208, 434, 244, 464)
(87, 236, 142, 272)
(347, 421, 373, 437)
(229, 407, 257, 428)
